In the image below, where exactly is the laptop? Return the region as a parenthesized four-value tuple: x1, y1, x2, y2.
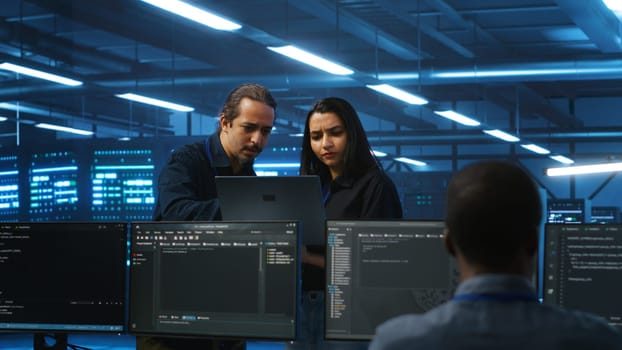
(215, 175, 326, 246)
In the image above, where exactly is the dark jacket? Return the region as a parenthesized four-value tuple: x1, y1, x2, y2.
(153, 133, 255, 221)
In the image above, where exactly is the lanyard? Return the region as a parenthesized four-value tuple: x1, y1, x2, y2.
(322, 184, 331, 205)
(453, 292, 538, 302)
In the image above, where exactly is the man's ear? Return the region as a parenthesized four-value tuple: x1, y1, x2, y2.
(219, 114, 230, 132)
(444, 229, 456, 257)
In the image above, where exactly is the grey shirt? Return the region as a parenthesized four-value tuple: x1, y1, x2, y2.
(369, 274, 622, 350)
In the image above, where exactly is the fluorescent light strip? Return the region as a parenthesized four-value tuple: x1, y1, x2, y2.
(547, 162, 622, 176)
(603, 0, 622, 12)
(35, 123, 94, 136)
(366, 84, 428, 105)
(0, 116, 7, 121)
(372, 150, 388, 157)
(140, 0, 241, 31)
(520, 143, 550, 155)
(267, 45, 354, 75)
(483, 129, 520, 142)
(395, 157, 427, 166)
(550, 155, 575, 164)
(433, 110, 481, 126)
(0, 62, 82, 86)
(116, 93, 194, 112)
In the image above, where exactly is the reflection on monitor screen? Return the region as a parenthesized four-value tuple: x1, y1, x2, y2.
(543, 224, 622, 330)
(325, 220, 458, 341)
(129, 221, 299, 340)
(0, 222, 127, 332)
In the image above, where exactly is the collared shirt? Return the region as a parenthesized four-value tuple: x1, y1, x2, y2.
(153, 133, 255, 221)
(324, 167, 403, 220)
(369, 274, 622, 350)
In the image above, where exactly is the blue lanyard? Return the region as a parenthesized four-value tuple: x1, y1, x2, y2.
(322, 184, 331, 205)
(453, 292, 538, 302)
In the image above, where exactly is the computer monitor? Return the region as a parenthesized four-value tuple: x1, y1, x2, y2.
(543, 224, 622, 330)
(0, 222, 128, 346)
(129, 221, 299, 340)
(325, 220, 458, 341)
(215, 176, 326, 246)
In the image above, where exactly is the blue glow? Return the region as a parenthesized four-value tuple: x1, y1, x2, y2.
(32, 166, 78, 173)
(433, 67, 616, 79)
(0, 185, 18, 191)
(95, 165, 155, 170)
(0, 170, 18, 176)
(0, 194, 18, 200)
(254, 163, 300, 168)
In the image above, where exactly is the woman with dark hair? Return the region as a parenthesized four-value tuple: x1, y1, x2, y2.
(291, 97, 402, 350)
(300, 97, 403, 220)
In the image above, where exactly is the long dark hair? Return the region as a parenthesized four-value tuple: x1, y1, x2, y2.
(300, 97, 379, 184)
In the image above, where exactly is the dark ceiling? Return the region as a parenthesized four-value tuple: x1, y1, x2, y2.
(0, 0, 621, 168)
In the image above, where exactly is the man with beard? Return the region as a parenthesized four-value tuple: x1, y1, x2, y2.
(153, 83, 276, 221)
(143, 83, 276, 350)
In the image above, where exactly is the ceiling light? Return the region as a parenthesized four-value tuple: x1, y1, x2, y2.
(550, 155, 575, 164)
(483, 129, 520, 142)
(395, 157, 427, 166)
(373, 150, 387, 157)
(603, 0, 622, 12)
(433, 110, 481, 126)
(116, 93, 194, 112)
(366, 84, 428, 105)
(140, 0, 241, 31)
(267, 45, 354, 75)
(35, 123, 94, 136)
(0, 62, 82, 86)
(0, 116, 7, 122)
(546, 161, 622, 176)
(520, 143, 550, 155)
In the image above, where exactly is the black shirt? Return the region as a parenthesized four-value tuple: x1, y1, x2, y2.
(303, 167, 403, 291)
(153, 133, 255, 221)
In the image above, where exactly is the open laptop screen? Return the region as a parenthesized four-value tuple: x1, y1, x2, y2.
(215, 176, 326, 246)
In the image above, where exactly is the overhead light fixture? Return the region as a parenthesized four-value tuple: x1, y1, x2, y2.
(372, 150, 388, 157)
(520, 143, 551, 155)
(366, 84, 428, 105)
(267, 45, 354, 75)
(483, 129, 520, 142)
(395, 157, 427, 167)
(140, 0, 241, 31)
(116, 93, 194, 112)
(603, 0, 622, 12)
(0, 116, 7, 122)
(550, 155, 575, 164)
(433, 110, 481, 126)
(0, 62, 82, 86)
(547, 161, 622, 176)
(35, 123, 94, 136)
